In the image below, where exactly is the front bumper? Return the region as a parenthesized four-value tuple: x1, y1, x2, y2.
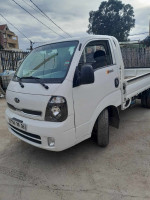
(5, 108, 76, 151)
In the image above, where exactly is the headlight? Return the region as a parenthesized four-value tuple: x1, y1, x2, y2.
(45, 96, 68, 122)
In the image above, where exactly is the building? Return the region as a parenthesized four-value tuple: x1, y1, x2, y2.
(0, 24, 19, 50)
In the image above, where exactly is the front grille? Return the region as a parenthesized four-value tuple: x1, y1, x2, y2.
(9, 123, 41, 144)
(7, 103, 42, 116)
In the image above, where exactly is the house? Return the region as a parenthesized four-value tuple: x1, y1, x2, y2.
(0, 24, 19, 50)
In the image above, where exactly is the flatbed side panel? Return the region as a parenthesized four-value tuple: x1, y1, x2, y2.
(125, 73, 150, 99)
(127, 73, 150, 83)
(124, 68, 150, 79)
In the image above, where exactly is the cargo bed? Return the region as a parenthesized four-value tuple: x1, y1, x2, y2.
(124, 68, 150, 100)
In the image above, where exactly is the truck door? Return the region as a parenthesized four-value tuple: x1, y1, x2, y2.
(73, 39, 120, 139)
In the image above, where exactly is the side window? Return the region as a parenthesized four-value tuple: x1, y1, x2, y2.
(79, 40, 113, 70)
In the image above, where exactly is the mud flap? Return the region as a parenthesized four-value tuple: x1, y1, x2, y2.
(108, 107, 120, 129)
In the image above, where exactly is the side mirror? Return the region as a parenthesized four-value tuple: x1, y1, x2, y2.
(73, 64, 94, 87)
(80, 64, 94, 85)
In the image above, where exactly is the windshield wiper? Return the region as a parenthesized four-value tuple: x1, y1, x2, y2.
(20, 76, 49, 90)
(16, 76, 24, 88)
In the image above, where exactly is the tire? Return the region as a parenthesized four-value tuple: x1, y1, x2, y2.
(146, 92, 150, 108)
(97, 108, 109, 147)
(141, 90, 150, 108)
(141, 93, 147, 108)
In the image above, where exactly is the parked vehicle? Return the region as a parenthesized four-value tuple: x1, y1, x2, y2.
(0, 70, 15, 97)
(5, 35, 150, 151)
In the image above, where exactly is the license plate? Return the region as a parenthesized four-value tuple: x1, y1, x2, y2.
(9, 118, 26, 131)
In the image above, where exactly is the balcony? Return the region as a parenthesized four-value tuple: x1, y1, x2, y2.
(7, 37, 18, 44)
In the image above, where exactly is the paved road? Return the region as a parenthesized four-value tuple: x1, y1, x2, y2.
(0, 99, 150, 200)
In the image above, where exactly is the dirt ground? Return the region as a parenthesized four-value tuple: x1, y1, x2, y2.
(0, 98, 150, 200)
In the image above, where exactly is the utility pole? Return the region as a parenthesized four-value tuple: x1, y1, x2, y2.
(30, 40, 34, 51)
(149, 19, 150, 36)
(26, 41, 34, 51)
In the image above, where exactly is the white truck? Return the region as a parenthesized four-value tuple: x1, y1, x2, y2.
(5, 35, 150, 151)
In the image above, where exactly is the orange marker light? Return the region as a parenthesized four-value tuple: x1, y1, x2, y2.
(106, 70, 109, 74)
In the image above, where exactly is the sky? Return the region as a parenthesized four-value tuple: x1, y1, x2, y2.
(0, 0, 150, 50)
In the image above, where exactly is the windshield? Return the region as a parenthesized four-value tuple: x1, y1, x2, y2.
(15, 41, 78, 83)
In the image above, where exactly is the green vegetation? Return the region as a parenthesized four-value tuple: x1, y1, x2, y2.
(87, 0, 135, 41)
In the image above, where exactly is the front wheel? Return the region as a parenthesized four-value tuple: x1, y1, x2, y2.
(97, 108, 109, 147)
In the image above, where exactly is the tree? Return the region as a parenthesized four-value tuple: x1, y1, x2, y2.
(87, 0, 135, 41)
(141, 36, 150, 47)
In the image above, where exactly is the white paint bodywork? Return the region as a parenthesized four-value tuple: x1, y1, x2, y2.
(5, 35, 150, 151)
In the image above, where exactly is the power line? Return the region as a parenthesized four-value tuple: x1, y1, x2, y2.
(21, 0, 45, 18)
(29, 0, 72, 38)
(21, 0, 71, 38)
(12, 0, 65, 39)
(0, 13, 31, 42)
(0, 13, 34, 50)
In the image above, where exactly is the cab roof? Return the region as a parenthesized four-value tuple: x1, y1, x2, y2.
(36, 35, 115, 49)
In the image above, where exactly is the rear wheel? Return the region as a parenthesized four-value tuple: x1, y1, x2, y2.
(141, 90, 150, 108)
(97, 108, 109, 147)
(146, 92, 150, 108)
(141, 93, 147, 108)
